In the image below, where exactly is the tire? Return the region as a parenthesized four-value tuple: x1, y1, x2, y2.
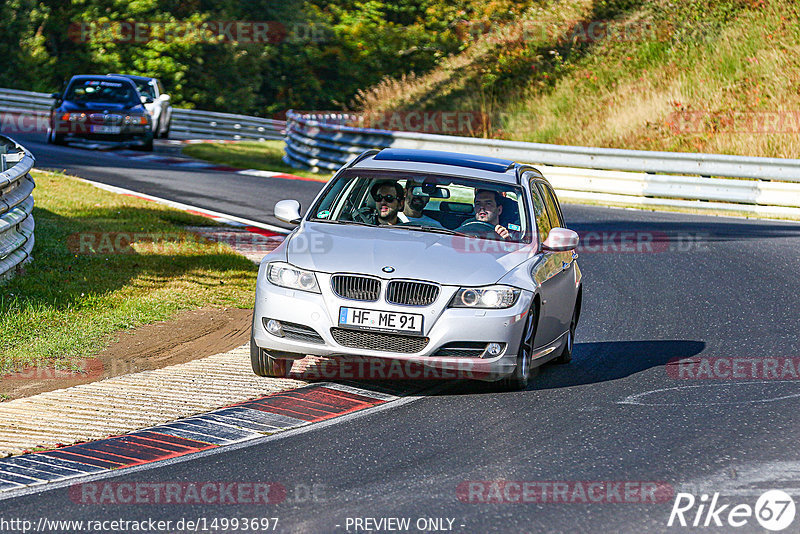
(250, 333, 293, 377)
(498, 304, 538, 391)
(552, 301, 579, 365)
(48, 127, 65, 145)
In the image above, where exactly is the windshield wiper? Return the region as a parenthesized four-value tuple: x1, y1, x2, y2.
(403, 225, 471, 237)
(314, 219, 375, 228)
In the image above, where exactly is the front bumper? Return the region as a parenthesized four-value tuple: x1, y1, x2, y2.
(253, 269, 535, 381)
(53, 121, 152, 144)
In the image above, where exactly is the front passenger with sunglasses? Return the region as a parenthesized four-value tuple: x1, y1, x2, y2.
(353, 180, 407, 226)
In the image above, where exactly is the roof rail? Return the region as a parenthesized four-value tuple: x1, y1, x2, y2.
(347, 149, 381, 168)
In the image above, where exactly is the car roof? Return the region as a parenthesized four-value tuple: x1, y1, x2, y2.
(68, 74, 137, 87)
(107, 73, 156, 83)
(350, 148, 522, 184)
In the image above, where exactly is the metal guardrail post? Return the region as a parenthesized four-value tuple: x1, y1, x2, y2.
(0, 135, 36, 281)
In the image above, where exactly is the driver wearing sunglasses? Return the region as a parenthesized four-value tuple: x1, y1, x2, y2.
(352, 180, 407, 225)
(371, 181, 406, 225)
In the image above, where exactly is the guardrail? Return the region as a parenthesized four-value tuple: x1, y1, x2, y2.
(0, 88, 286, 141)
(284, 111, 800, 218)
(0, 135, 35, 281)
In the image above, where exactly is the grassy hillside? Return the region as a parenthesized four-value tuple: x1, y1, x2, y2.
(353, 0, 800, 159)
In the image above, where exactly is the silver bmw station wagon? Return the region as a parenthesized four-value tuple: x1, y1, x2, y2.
(251, 148, 582, 389)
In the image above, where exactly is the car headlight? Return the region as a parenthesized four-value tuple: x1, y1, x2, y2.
(448, 285, 520, 309)
(124, 115, 149, 125)
(266, 262, 320, 293)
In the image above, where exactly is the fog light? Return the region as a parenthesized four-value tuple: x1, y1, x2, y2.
(486, 343, 503, 357)
(264, 319, 284, 337)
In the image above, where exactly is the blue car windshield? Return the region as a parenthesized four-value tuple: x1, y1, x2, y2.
(310, 170, 532, 243)
(65, 79, 139, 105)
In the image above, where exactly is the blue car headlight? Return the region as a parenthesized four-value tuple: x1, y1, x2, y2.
(448, 285, 520, 309)
(266, 262, 320, 293)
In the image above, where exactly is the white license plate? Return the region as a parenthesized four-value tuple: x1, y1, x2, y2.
(338, 307, 423, 335)
(91, 125, 121, 134)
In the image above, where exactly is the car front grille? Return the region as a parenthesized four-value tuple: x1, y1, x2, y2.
(330, 328, 429, 354)
(89, 113, 123, 125)
(432, 342, 488, 358)
(385, 280, 440, 306)
(331, 274, 381, 302)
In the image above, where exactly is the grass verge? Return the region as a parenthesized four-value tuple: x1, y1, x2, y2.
(0, 170, 258, 374)
(181, 140, 329, 181)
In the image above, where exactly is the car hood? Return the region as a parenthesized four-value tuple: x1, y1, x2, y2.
(59, 100, 144, 113)
(287, 222, 536, 286)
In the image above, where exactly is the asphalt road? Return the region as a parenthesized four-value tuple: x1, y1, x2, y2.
(3, 134, 800, 533)
(12, 131, 321, 229)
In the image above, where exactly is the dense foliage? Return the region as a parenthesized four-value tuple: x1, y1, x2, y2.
(0, 0, 536, 115)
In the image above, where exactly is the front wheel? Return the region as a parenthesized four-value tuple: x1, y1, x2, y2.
(499, 304, 538, 391)
(48, 127, 65, 145)
(250, 334, 293, 377)
(552, 304, 578, 364)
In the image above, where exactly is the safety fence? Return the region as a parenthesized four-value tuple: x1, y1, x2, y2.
(0, 88, 285, 141)
(284, 111, 800, 218)
(0, 135, 35, 281)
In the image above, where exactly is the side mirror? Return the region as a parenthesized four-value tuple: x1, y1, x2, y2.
(159, 94, 171, 102)
(541, 227, 579, 252)
(141, 95, 154, 104)
(274, 199, 302, 225)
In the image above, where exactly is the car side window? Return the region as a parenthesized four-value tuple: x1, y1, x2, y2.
(527, 179, 551, 244)
(537, 183, 563, 229)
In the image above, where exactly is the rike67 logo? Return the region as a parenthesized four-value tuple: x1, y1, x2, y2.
(668, 490, 796, 531)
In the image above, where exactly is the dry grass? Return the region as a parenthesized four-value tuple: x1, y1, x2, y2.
(351, 0, 800, 158)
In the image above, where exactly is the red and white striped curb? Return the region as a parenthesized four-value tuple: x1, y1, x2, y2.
(0, 383, 410, 495)
(109, 149, 319, 181)
(76, 177, 291, 235)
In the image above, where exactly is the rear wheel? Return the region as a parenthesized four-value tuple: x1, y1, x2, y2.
(250, 333, 293, 377)
(499, 304, 538, 391)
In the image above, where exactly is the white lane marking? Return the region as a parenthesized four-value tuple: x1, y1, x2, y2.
(677, 461, 800, 497)
(237, 169, 283, 178)
(619, 381, 800, 406)
(73, 176, 290, 234)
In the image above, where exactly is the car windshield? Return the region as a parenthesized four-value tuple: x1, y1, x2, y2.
(65, 79, 138, 105)
(132, 80, 155, 99)
(310, 170, 531, 243)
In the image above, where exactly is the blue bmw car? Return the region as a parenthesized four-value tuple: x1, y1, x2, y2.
(48, 75, 154, 150)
